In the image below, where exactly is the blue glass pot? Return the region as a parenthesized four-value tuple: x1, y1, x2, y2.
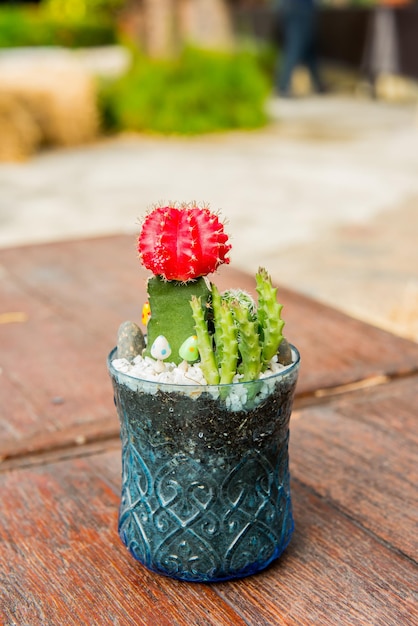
(108, 347, 300, 582)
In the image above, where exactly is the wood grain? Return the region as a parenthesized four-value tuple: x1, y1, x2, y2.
(3, 234, 417, 387)
(0, 452, 247, 626)
(0, 272, 118, 460)
(2, 235, 417, 625)
(1, 448, 416, 626)
(279, 284, 418, 394)
(215, 484, 418, 626)
(1, 234, 418, 461)
(289, 375, 418, 560)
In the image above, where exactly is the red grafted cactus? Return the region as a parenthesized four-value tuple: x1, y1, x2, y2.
(138, 205, 231, 282)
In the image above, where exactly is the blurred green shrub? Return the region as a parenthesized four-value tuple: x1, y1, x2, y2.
(98, 47, 270, 135)
(0, 5, 117, 48)
(44, 0, 124, 21)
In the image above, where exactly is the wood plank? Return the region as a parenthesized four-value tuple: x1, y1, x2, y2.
(1, 235, 418, 461)
(0, 273, 118, 460)
(0, 234, 257, 340)
(289, 376, 418, 560)
(0, 452, 247, 626)
(215, 483, 418, 626)
(3, 235, 417, 393)
(279, 284, 418, 394)
(1, 449, 416, 626)
(0, 236, 258, 462)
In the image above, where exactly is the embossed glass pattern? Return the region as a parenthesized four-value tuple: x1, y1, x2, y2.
(108, 347, 300, 582)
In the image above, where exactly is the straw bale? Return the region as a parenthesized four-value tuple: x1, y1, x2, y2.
(0, 51, 99, 161)
(0, 91, 42, 161)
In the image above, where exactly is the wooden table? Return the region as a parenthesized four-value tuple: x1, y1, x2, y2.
(1, 235, 417, 625)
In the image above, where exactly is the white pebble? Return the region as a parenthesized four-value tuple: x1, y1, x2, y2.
(111, 352, 294, 410)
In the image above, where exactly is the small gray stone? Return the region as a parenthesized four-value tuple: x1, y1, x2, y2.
(51, 396, 65, 405)
(117, 321, 146, 362)
(277, 337, 293, 366)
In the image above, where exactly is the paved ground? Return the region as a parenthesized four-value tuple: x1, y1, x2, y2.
(0, 95, 417, 341)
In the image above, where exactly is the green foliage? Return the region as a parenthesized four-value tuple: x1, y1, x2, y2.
(0, 5, 117, 49)
(44, 0, 124, 21)
(99, 47, 270, 135)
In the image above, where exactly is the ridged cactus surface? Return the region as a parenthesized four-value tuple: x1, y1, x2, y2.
(138, 204, 231, 282)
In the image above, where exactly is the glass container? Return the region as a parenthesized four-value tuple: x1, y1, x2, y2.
(108, 346, 300, 582)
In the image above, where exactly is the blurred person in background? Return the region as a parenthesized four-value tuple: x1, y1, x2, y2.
(276, 0, 325, 97)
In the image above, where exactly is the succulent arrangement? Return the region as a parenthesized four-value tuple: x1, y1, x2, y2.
(117, 203, 293, 384)
(110, 203, 300, 583)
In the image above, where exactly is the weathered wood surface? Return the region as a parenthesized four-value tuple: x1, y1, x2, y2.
(1, 235, 418, 462)
(0, 452, 247, 626)
(290, 375, 418, 560)
(1, 379, 417, 625)
(0, 270, 118, 461)
(1, 235, 417, 625)
(216, 487, 417, 626)
(215, 376, 418, 626)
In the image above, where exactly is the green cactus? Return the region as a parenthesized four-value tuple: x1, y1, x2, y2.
(217, 301, 239, 385)
(188, 272, 287, 384)
(190, 296, 219, 384)
(256, 267, 285, 368)
(144, 276, 210, 365)
(136, 205, 292, 383)
(210, 284, 224, 368)
(231, 300, 263, 382)
(138, 204, 231, 365)
(220, 289, 256, 320)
